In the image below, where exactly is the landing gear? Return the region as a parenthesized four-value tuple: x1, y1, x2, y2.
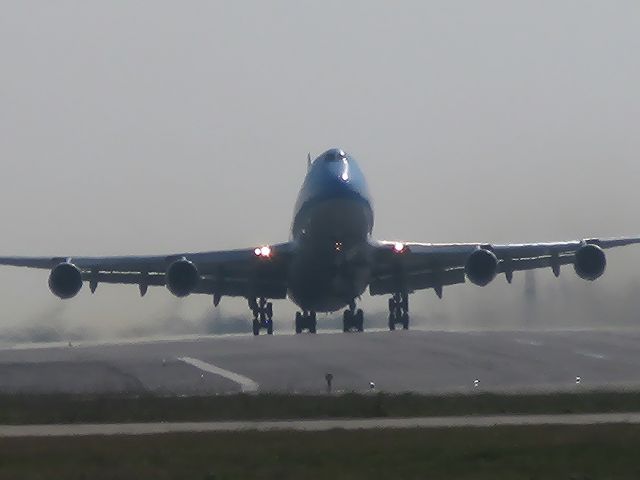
(250, 297, 274, 336)
(343, 302, 364, 332)
(295, 311, 317, 334)
(388, 293, 410, 330)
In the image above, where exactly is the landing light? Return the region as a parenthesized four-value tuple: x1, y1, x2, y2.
(393, 242, 405, 253)
(255, 246, 272, 258)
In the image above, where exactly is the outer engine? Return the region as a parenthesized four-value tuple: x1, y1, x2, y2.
(166, 258, 199, 297)
(48, 262, 83, 299)
(574, 244, 606, 280)
(465, 249, 499, 286)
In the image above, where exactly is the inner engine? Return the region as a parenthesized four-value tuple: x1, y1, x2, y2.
(48, 262, 83, 299)
(574, 244, 607, 280)
(465, 249, 499, 286)
(166, 258, 199, 297)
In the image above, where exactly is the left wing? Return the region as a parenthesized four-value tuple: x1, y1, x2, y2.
(370, 237, 640, 298)
(0, 242, 294, 301)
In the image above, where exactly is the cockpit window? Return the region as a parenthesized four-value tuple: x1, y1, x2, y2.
(322, 149, 347, 162)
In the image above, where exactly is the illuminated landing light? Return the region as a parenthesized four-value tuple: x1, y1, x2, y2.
(341, 172, 349, 181)
(255, 245, 272, 258)
(393, 242, 405, 253)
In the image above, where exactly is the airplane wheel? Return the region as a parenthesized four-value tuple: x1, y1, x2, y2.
(388, 313, 396, 331)
(252, 318, 260, 336)
(356, 309, 364, 332)
(295, 312, 302, 334)
(309, 312, 317, 334)
(401, 295, 409, 312)
(266, 302, 273, 318)
(343, 310, 351, 332)
(402, 312, 409, 330)
(267, 319, 273, 335)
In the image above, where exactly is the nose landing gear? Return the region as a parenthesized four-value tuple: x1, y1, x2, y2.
(388, 292, 409, 330)
(343, 301, 364, 332)
(295, 311, 317, 334)
(250, 297, 274, 336)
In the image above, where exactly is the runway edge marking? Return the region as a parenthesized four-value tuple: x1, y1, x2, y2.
(177, 357, 259, 393)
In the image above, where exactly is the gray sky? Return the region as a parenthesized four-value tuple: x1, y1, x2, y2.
(0, 1, 639, 338)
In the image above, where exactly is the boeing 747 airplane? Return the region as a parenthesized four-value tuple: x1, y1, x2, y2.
(1, 148, 639, 335)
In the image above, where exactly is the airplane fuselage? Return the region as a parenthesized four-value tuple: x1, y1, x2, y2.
(288, 149, 374, 312)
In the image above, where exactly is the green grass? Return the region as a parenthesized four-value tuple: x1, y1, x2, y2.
(2, 424, 640, 479)
(1, 390, 640, 424)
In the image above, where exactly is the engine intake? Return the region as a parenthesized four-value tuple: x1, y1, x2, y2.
(166, 258, 199, 297)
(48, 262, 83, 299)
(465, 249, 499, 286)
(574, 244, 606, 280)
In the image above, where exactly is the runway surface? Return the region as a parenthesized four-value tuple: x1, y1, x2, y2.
(2, 412, 640, 437)
(1, 328, 640, 395)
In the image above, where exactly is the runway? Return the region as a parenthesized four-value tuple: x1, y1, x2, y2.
(1, 328, 640, 395)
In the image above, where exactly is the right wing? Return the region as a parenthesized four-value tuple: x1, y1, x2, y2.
(0, 242, 295, 301)
(370, 237, 640, 298)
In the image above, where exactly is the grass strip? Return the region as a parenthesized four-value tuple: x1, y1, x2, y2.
(1, 424, 640, 479)
(0, 390, 640, 424)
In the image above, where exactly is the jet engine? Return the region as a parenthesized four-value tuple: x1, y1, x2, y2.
(574, 244, 606, 280)
(465, 249, 499, 286)
(166, 258, 199, 297)
(48, 262, 83, 299)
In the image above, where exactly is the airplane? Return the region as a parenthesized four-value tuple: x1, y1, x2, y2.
(1, 147, 639, 336)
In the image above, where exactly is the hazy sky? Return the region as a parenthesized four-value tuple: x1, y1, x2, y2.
(0, 1, 639, 337)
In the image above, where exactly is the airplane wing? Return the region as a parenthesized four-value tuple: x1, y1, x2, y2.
(0, 242, 294, 301)
(369, 237, 640, 298)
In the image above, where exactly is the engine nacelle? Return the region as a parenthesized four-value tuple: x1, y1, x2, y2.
(465, 249, 499, 286)
(574, 244, 606, 280)
(48, 262, 83, 299)
(166, 258, 199, 297)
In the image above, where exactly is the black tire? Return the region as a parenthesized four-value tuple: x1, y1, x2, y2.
(388, 313, 396, 331)
(388, 298, 395, 313)
(401, 294, 409, 312)
(309, 312, 317, 334)
(402, 312, 409, 330)
(267, 319, 273, 335)
(295, 312, 302, 334)
(252, 318, 260, 336)
(266, 302, 273, 318)
(343, 311, 351, 332)
(356, 309, 364, 332)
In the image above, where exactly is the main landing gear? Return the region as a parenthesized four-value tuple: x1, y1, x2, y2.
(295, 311, 317, 334)
(250, 297, 274, 336)
(388, 292, 409, 330)
(343, 301, 364, 332)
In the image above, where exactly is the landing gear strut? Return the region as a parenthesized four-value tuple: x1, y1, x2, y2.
(295, 311, 317, 334)
(388, 293, 409, 330)
(343, 301, 364, 333)
(250, 297, 274, 336)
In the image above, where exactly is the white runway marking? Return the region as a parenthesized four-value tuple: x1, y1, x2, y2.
(515, 339, 543, 346)
(177, 357, 259, 393)
(576, 351, 607, 360)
